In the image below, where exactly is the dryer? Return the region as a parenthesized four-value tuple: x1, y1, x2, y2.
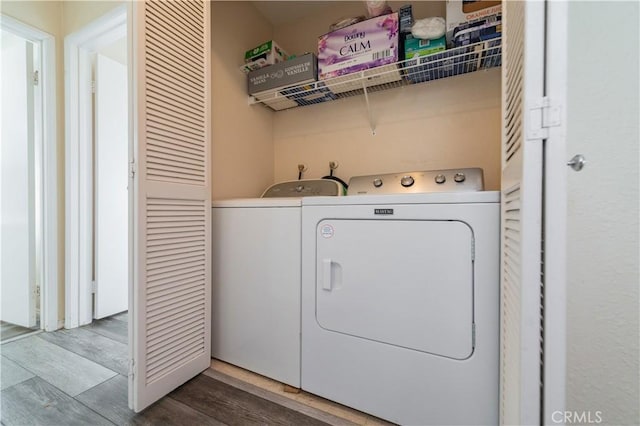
(300, 169, 499, 425)
(211, 179, 342, 388)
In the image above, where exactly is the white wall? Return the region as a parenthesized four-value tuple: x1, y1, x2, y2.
(565, 2, 640, 424)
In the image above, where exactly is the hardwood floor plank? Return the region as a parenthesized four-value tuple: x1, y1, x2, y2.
(76, 374, 224, 426)
(86, 317, 128, 344)
(1, 335, 117, 396)
(202, 369, 358, 426)
(0, 356, 35, 390)
(39, 327, 128, 375)
(170, 374, 329, 426)
(0, 377, 113, 426)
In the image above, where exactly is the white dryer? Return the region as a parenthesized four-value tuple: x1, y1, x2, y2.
(211, 179, 343, 388)
(301, 169, 500, 425)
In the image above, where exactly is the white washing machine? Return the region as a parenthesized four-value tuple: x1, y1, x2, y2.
(301, 169, 500, 425)
(211, 179, 343, 387)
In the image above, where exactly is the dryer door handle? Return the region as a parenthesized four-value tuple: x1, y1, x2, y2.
(322, 258, 333, 291)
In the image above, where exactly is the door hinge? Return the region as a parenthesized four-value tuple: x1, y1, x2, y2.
(129, 359, 136, 379)
(35, 285, 41, 297)
(527, 96, 562, 141)
(33, 70, 39, 86)
(91, 80, 96, 93)
(129, 160, 137, 179)
(91, 280, 96, 294)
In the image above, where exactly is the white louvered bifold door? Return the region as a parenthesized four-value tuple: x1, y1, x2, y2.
(500, 1, 546, 425)
(129, 0, 211, 412)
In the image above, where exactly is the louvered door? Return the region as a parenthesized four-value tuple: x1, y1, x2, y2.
(129, 0, 211, 412)
(500, 1, 546, 425)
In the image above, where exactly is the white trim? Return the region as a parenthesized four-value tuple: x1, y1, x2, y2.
(543, 1, 568, 423)
(1, 14, 59, 332)
(127, 1, 135, 408)
(64, 5, 127, 328)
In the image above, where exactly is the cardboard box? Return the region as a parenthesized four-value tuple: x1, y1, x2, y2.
(239, 58, 271, 74)
(318, 12, 400, 80)
(452, 14, 501, 47)
(399, 4, 413, 33)
(244, 40, 288, 66)
(404, 35, 446, 59)
(446, 0, 501, 46)
(247, 54, 317, 96)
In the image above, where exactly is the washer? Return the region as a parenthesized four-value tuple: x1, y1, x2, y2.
(211, 179, 343, 388)
(301, 168, 499, 425)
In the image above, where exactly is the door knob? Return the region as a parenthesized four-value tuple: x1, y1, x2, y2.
(567, 154, 586, 171)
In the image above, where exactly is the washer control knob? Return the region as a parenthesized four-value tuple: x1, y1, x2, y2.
(435, 174, 446, 184)
(400, 175, 415, 187)
(373, 178, 383, 188)
(295, 185, 304, 192)
(454, 172, 466, 183)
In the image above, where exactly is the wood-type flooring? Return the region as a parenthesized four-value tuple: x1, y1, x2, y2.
(1, 312, 352, 426)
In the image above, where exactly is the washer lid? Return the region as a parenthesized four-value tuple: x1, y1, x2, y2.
(262, 179, 344, 198)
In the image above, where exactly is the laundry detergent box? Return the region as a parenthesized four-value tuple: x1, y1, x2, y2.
(317, 12, 399, 80)
(247, 53, 317, 95)
(446, 0, 501, 46)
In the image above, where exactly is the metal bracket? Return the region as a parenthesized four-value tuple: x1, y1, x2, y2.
(527, 97, 562, 141)
(361, 74, 376, 136)
(129, 160, 137, 179)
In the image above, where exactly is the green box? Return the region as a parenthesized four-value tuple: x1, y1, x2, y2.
(244, 40, 288, 65)
(404, 35, 446, 59)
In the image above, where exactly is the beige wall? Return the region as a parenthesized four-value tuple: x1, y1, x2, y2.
(272, 2, 501, 188)
(211, 1, 274, 199)
(61, 1, 121, 36)
(273, 70, 501, 188)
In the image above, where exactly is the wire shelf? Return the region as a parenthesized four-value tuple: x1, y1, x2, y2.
(249, 38, 502, 112)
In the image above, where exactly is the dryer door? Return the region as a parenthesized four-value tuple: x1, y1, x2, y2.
(316, 219, 474, 359)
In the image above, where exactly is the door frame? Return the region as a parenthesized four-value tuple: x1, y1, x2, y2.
(64, 5, 127, 328)
(1, 14, 58, 332)
(543, 1, 569, 422)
